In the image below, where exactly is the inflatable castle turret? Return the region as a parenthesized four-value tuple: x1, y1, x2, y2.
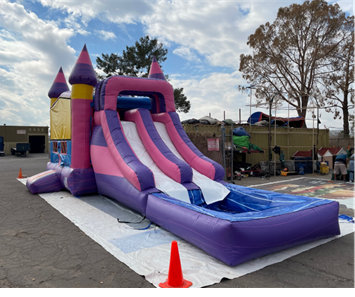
(69, 44, 97, 170)
(27, 45, 97, 195)
(148, 56, 166, 80)
(48, 67, 69, 107)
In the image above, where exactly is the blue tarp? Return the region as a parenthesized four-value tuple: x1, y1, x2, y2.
(233, 127, 251, 138)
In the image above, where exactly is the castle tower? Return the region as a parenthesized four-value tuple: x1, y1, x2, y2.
(69, 44, 97, 169)
(48, 67, 69, 106)
(148, 56, 167, 113)
(148, 56, 166, 80)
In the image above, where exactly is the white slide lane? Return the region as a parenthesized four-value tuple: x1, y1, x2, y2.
(121, 121, 191, 204)
(154, 122, 230, 205)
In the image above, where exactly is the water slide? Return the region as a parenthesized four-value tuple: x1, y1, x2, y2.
(91, 108, 229, 207)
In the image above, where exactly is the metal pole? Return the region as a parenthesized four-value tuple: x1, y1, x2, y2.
(312, 110, 314, 170)
(221, 124, 226, 180)
(231, 123, 233, 183)
(274, 101, 277, 176)
(268, 99, 272, 175)
(249, 89, 252, 132)
(317, 104, 319, 155)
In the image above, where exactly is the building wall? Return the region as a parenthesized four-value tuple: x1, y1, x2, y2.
(183, 124, 329, 166)
(0, 125, 49, 155)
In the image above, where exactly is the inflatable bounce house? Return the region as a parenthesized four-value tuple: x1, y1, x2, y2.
(26, 45, 340, 266)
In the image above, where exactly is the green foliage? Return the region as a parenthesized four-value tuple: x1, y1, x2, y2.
(96, 35, 191, 113)
(174, 87, 191, 113)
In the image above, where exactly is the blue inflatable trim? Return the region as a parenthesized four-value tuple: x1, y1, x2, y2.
(152, 183, 332, 222)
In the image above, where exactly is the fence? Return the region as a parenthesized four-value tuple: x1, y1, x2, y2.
(183, 123, 330, 178)
(329, 137, 354, 150)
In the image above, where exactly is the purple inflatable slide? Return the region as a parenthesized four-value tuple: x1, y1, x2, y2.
(26, 45, 340, 266)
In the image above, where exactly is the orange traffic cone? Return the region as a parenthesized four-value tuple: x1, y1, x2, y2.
(18, 168, 24, 178)
(159, 241, 192, 288)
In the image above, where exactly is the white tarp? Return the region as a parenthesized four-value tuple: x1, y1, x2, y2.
(154, 121, 230, 205)
(18, 178, 354, 288)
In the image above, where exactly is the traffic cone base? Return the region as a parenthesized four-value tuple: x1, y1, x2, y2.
(18, 168, 24, 178)
(159, 279, 192, 288)
(159, 241, 192, 288)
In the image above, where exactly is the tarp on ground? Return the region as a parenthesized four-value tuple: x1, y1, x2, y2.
(18, 178, 354, 288)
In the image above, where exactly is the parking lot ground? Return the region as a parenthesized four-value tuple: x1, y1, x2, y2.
(0, 153, 353, 288)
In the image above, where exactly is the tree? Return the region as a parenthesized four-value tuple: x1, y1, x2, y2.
(96, 35, 191, 113)
(174, 87, 191, 113)
(320, 16, 354, 137)
(239, 0, 350, 127)
(97, 35, 167, 78)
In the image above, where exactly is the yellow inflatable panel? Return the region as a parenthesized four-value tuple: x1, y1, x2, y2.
(71, 84, 94, 100)
(50, 98, 71, 139)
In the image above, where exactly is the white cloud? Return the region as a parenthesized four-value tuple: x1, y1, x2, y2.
(0, 0, 77, 126)
(0, 29, 16, 40)
(95, 30, 117, 41)
(173, 46, 200, 62)
(141, 0, 287, 70)
(36, 0, 154, 25)
(171, 71, 251, 122)
(331, 0, 354, 14)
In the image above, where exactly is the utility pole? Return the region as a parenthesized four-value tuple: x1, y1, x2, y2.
(267, 92, 280, 176)
(246, 85, 255, 132)
(268, 97, 273, 175)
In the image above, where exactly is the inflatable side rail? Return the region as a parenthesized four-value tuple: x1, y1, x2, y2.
(152, 112, 225, 181)
(99, 110, 155, 191)
(125, 108, 193, 184)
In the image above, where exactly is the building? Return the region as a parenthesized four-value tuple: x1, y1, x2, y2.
(318, 147, 347, 169)
(0, 125, 49, 155)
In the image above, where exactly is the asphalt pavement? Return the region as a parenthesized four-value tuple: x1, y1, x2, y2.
(0, 153, 353, 288)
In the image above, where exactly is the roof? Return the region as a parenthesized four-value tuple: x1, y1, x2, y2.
(292, 150, 312, 157)
(318, 147, 346, 156)
(292, 148, 348, 158)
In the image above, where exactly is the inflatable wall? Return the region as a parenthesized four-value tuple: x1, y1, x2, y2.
(26, 45, 340, 266)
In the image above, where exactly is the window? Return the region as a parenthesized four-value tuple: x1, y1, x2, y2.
(61, 142, 67, 154)
(53, 142, 58, 152)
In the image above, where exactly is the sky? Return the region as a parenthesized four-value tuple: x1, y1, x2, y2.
(0, 0, 353, 131)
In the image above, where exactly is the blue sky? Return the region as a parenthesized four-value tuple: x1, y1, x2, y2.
(0, 0, 353, 131)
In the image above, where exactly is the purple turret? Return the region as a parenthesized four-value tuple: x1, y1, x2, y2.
(69, 44, 97, 87)
(48, 67, 69, 106)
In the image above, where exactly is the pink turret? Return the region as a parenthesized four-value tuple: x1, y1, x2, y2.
(69, 44, 97, 169)
(48, 67, 69, 106)
(148, 56, 166, 80)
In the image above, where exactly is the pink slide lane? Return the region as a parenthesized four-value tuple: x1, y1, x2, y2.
(100, 110, 155, 192)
